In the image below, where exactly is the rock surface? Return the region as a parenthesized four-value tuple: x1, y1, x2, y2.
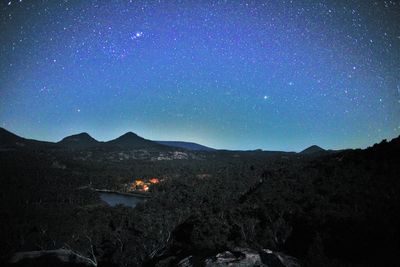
(175, 248, 300, 267)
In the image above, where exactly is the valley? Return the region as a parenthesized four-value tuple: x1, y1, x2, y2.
(1, 128, 399, 266)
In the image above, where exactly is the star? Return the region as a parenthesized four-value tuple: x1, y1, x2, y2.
(0, 0, 399, 151)
(132, 31, 143, 39)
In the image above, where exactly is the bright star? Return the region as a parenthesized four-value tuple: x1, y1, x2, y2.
(132, 31, 143, 39)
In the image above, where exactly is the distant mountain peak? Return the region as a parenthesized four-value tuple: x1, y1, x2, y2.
(105, 131, 169, 150)
(117, 132, 140, 139)
(60, 132, 97, 142)
(58, 132, 99, 149)
(300, 145, 325, 154)
(75, 132, 92, 137)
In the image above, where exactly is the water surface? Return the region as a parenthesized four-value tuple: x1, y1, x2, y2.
(99, 192, 145, 208)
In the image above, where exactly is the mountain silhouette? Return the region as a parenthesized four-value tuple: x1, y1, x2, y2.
(105, 132, 172, 150)
(0, 127, 26, 147)
(155, 141, 215, 151)
(0, 127, 55, 149)
(58, 132, 100, 149)
(0, 128, 196, 151)
(300, 145, 325, 154)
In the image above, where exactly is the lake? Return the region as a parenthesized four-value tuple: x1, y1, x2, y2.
(99, 192, 146, 208)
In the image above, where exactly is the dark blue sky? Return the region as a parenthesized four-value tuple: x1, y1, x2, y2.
(1, 0, 399, 151)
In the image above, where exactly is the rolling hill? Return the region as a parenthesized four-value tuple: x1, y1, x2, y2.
(58, 132, 100, 149)
(155, 141, 215, 151)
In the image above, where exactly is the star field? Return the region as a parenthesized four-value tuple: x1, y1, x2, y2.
(1, 0, 400, 151)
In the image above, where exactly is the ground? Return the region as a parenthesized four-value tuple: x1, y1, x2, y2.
(1, 137, 399, 266)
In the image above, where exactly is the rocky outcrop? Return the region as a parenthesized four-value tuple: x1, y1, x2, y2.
(204, 248, 263, 266)
(260, 249, 301, 267)
(175, 248, 300, 267)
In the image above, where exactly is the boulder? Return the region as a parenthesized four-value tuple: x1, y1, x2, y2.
(175, 248, 301, 267)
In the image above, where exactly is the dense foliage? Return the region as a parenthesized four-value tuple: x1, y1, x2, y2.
(1, 137, 399, 266)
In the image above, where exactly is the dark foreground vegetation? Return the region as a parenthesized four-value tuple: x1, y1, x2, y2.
(1, 129, 399, 266)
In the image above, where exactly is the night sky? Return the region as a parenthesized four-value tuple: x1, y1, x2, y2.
(1, 0, 399, 151)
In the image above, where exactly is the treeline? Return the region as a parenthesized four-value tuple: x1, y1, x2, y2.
(1, 137, 399, 266)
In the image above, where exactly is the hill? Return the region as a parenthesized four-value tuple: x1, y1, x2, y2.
(0, 127, 55, 149)
(105, 132, 173, 150)
(0, 128, 177, 152)
(58, 133, 100, 149)
(0, 127, 26, 147)
(300, 145, 325, 154)
(155, 141, 215, 151)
